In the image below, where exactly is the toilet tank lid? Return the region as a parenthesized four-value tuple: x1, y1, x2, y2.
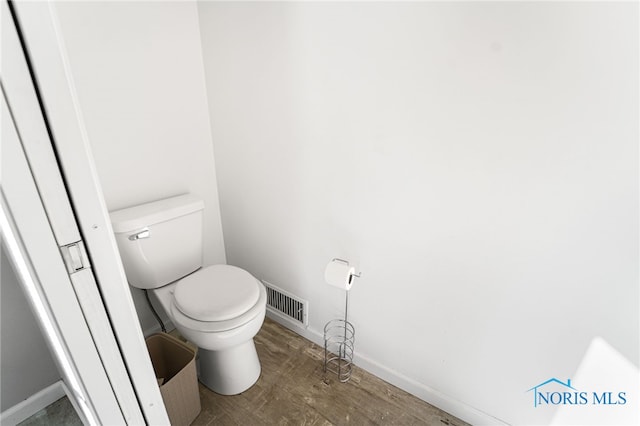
(110, 194, 204, 233)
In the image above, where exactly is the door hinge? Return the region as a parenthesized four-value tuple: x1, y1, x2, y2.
(60, 240, 90, 274)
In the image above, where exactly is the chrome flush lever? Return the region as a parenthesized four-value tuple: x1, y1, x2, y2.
(128, 228, 150, 241)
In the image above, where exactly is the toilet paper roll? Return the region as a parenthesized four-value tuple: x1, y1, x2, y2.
(324, 259, 356, 291)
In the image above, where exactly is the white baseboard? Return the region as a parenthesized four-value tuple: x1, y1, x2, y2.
(265, 312, 506, 426)
(0, 380, 66, 426)
(351, 349, 506, 425)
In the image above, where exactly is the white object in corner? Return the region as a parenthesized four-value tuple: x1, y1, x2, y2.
(110, 195, 267, 396)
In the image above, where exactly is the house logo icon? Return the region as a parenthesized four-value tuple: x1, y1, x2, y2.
(527, 378, 577, 407)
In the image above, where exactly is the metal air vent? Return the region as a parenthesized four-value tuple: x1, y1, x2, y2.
(262, 281, 308, 327)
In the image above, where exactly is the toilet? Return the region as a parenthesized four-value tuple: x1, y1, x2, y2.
(110, 194, 266, 395)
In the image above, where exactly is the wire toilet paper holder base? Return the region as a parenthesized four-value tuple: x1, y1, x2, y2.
(323, 317, 355, 383)
(323, 259, 359, 383)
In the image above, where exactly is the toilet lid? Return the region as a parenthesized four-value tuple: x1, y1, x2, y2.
(174, 265, 261, 322)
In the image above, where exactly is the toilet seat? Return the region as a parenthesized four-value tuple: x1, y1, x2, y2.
(170, 286, 265, 332)
(174, 265, 261, 322)
(170, 265, 266, 333)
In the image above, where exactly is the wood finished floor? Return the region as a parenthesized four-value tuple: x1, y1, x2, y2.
(183, 318, 468, 426)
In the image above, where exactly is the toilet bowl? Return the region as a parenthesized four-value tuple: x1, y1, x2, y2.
(153, 265, 266, 394)
(110, 194, 267, 395)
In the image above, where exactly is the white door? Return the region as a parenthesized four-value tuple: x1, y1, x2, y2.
(1, 85, 127, 426)
(1, 0, 170, 424)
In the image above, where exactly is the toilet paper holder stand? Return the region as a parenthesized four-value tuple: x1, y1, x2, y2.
(323, 259, 360, 383)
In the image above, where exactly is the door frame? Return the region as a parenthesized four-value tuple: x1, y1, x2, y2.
(2, 1, 170, 424)
(1, 88, 123, 426)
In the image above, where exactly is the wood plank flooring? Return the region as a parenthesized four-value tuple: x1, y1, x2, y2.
(184, 318, 468, 426)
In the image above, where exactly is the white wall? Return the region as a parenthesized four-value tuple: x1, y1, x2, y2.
(53, 1, 226, 332)
(1, 250, 60, 411)
(198, 2, 638, 424)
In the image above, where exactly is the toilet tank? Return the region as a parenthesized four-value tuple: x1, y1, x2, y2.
(110, 194, 205, 289)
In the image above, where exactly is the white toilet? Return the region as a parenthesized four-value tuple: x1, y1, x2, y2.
(110, 194, 266, 395)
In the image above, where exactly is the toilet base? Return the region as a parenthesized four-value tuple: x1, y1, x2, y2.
(197, 339, 261, 395)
